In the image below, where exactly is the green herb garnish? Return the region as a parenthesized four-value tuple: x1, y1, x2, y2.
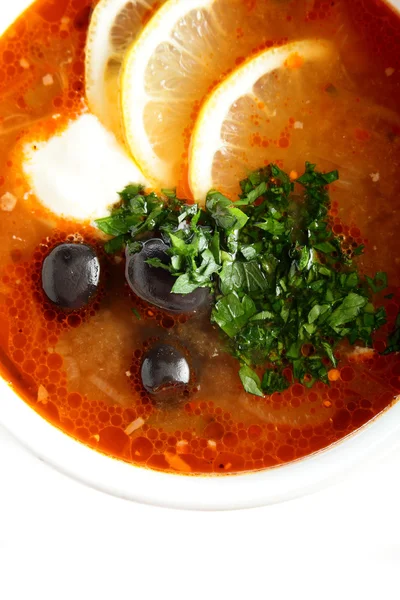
(384, 312, 400, 354)
(96, 162, 392, 396)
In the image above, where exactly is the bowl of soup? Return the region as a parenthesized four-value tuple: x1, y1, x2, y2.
(0, 0, 399, 510)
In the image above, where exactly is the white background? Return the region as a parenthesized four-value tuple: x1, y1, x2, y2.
(1, 424, 400, 600)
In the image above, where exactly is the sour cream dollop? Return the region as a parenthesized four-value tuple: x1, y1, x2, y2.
(23, 113, 148, 221)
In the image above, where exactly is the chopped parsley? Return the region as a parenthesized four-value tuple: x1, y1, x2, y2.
(384, 312, 400, 355)
(96, 162, 392, 397)
(131, 308, 141, 320)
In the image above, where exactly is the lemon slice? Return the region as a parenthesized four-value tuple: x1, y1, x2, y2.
(85, 0, 161, 135)
(121, 0, 304, 189)
(189, 40, 337, 201)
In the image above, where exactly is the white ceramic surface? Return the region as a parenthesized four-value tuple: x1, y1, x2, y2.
(0, 0, 399, 511)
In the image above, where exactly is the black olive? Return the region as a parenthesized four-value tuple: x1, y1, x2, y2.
(125, 239, 209, 313)
(141, 343, 190, 405)
(42, 243, 100, 310)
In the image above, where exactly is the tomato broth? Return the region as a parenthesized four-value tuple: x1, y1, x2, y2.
(0, 0, 399, 474)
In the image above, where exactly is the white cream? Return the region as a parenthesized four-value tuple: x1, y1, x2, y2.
(23, 114, 148, 221)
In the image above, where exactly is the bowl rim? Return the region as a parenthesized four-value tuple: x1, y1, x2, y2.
(0, 0, 400, 511)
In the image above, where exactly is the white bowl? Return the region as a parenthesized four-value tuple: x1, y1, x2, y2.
(0, 0, 399, 511)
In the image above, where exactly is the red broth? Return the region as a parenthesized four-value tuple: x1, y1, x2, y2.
(0, 0, 399, 474)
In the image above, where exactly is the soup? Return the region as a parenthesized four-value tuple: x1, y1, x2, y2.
(0, 0, 399, 475)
